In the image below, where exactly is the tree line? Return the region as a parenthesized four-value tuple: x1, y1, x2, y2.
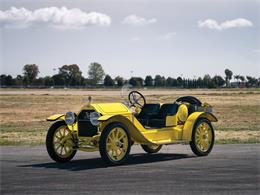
(0, 63, 259, 88)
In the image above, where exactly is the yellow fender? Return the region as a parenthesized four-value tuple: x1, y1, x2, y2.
(46, 114, 65, 121)
(99, 115, 155, 145)
(182, 112, 218, 141)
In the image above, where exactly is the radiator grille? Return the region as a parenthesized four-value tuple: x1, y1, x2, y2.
(78, 110, 98, 137)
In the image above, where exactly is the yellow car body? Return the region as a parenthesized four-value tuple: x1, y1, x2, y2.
(46, 92, 217, 165)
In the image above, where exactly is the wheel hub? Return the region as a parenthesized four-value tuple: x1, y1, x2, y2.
(116, 141, 122, 147)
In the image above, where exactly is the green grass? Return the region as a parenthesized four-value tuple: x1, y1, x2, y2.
(0, 139, 45, 146)
(0, 121, 48, 146)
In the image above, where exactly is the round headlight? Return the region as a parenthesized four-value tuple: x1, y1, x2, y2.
(90, 112, 101, 126)
(65, 112, 77, 125)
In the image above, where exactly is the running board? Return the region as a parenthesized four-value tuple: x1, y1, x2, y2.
(151, 139, 188, 145)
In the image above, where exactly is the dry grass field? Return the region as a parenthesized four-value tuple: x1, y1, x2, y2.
(0, 88, 259, 145)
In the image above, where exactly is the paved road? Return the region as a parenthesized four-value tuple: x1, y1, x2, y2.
(1, 144, 259, 195)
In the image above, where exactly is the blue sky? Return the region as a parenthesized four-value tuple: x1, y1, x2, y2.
(0, 0, 259, 79)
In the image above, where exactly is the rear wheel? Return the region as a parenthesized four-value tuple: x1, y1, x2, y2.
(99, 123, 131, 165)
(46, 121, 77, 162)
(141, 144, 162, 153)
(190, 118, 214, 156)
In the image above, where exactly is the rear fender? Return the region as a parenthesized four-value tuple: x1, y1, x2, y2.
(182, 112, 217, 141)
(99, 115, 155, 145)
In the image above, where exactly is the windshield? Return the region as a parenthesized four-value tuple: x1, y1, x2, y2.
(120, 84, 133, 108)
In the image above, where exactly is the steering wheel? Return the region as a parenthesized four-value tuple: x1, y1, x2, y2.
(128, 91, 146, 108)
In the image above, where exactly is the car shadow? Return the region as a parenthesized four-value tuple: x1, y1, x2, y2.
(19, 153, 194, 171)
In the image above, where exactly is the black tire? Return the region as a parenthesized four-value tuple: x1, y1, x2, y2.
(99, 123, 131, 166)
(176, 96, 202, 106)
(141, 144, 162, 154)
(190, 118, 214, 156)
(46, 121, 77, 163)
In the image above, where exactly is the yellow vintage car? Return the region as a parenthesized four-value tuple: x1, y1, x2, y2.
(46, 91, 217, 165)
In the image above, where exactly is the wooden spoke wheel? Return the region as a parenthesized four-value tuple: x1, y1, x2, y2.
(46, 121, 76, 162)
(99, 123, 131, 165)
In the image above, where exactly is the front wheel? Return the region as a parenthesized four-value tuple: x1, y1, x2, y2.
(99, 123, 131, 165)
(190, 118, 214, 156)
(46, 121, 77, 162)
(141, 144, 162, 153)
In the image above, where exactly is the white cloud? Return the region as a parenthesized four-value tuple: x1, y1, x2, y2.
(158, 32, 176, 40)
(0, 7, 111, 29)
(198, 18, 253, 30)
(122, 14, 157, 26)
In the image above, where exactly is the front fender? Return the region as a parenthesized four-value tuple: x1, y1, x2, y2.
(46, 114, 65, 121)
(99, 115, 155, 145)
(182, 112, 217, 141)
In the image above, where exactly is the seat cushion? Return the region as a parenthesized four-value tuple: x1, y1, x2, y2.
(137, 104, 160, 119)
(147, 103, 179, 128)
(157, 103, 179, 118)
(137, 104, 160, 126)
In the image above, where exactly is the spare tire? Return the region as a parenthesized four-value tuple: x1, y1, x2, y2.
(176, 96, 202, 114)
(176, 96, 202, 106)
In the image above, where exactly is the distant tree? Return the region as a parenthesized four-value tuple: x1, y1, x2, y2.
(52, 74, 66, 86)
(239, 75, 245, 87)
(212, 75, 225, 88)
(15, 75, 24, 86)
(172, 78, 178, 87)
(203, 74, 214, 88)
(234, 75, 240, 87)
(58, 64, 83, 86)
(224, 69, 233, 87)
(23, 64, 39, 85)
(104, 75, 114, 86)
(166, 77, 174, 87)
(83, 78, 92, 86)
(154, 75, 166, 87)
(88, 62, 105, 86)
(196, 77, 203, 88)
(193, 79, 198, 88)
(234, 75, 240, 82)
(154, 75, 161, 87)
(246, 76, 258, 87)
(187, 79, 194, 88)
(115, 76, 124, 87)
(44, 76, 54, 86)
(161, 76, 166, 86)
(129, 77, 143, 87)
(144, 75, 153, 87)
(183, 79, 189, 88)
(239, 76, 245, 83)
(34, 77, 45, 86)
(176, 77, 183, 87)
(0, 74, 14, 86)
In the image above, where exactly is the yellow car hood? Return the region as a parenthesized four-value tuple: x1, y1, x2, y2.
(90, 103, 131, 115)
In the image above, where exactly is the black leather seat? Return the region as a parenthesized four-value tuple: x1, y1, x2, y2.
(148, 103, 179, 128)
(136, 104, 160, 126)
